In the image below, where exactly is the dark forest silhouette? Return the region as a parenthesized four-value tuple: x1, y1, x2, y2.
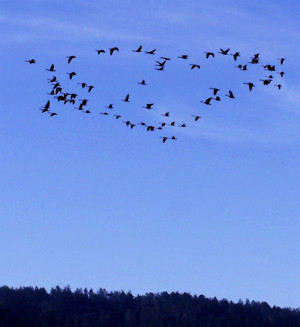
(0, 286, 299, 327)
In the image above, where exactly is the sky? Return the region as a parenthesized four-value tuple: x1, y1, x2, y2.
(0, 0, 300, 309)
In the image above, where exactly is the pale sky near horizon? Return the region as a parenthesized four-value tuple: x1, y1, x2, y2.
(1, 0, 299, 309)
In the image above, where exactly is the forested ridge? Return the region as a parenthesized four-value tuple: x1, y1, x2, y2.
(0, 286, 299, 327)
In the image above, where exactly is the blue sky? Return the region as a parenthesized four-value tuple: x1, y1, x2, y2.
(1, 0, 299, 308)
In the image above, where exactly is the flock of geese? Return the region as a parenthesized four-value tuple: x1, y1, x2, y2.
(26, 46, 286, 142)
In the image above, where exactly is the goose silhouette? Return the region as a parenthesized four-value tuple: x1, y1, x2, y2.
(96, 49, 105, 54)
(201, 97, 213, 105)
(192, 115, 201, 121)
(26, 59, 36, 64)
(160, 136, 168, 143)
(190, 64, 200, 69)
(178, 55, 189, 59)
(277, 58, 286, 65)
(109, 47, 119, 55)
(205, 52, 214, 59)
(66, 72, 76, 80)
(160, 56, 171, 61)
(122, 94, 130, 102)
(132, 45, 142, 52)
(143, 103, 154, 109)
(243, 82, 255, 91)
(230, 52, 240, 61)
(66, 55, 76, 63)
(46, 64, 55, 72)
(87, 85, 94, 92)
(218, 48, 230, 55)
(145, 49, 156, 55)
(209, 88, 220, 95)
(225, 90, 235, 99)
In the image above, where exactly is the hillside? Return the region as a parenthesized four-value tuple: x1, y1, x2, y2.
(0, 286, 299, 327)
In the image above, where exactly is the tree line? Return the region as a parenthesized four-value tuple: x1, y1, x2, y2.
(0, 285, 299, 327)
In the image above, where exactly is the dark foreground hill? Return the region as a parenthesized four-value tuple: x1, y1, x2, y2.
(0, 286, 299, 327)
